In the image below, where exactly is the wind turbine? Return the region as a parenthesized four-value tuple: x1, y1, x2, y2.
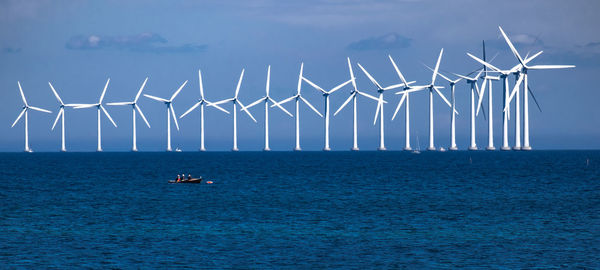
(73, 79, 117, 152)
(334, 58, 381, 151)
(453, 70, 484, 150)
(388, 55, 426, 151)
(11, 81, 52, 152)
(474, 41, 500, 150)
(209, 69, 257, 151)
(270, 63, 323, 151)
(48, 82, 84, 152)
(303, 64, 353, 151)
(356, 62, 409, 150)
(180, 70, 230, 151)
(395, 49, 452, 151)
(106, 77, 151, 152)
(499, 26, 574, 150)
(466, 50, 543, 151)
(239, 66, 293, 151)
(426, 70, 462, 151)
(144, 80, 188, 152)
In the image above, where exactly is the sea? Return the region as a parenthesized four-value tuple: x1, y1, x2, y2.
(0, 151, 598, 268)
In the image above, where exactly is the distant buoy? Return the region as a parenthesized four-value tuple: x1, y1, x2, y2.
(206, 181, 213, 184)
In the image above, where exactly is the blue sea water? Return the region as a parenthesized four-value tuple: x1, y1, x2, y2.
(0, 151, 598, 268)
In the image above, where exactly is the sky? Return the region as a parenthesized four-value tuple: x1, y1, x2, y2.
(1, 0, 599, 151)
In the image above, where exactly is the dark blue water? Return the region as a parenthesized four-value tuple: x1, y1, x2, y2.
(0, 151, 598, 268)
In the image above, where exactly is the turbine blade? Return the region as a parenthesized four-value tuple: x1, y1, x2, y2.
(334, 93, 355, 116)
(73, 104, 97, 109)
(180, 102, 201, 119)
(383, 83, 405, 91)
(12, 108, 27, 128)
(329, 79, 352, 94)
(431, 48, 444, 85)
(48, 82, 64, 105)
(424, 63, 453, 83)
(242, 98, 265, 111)
(135, 105, 151, 128)
(498, 26, 525, 66)
(357, 63, 383, 90)
(198, 70, 205, 98)
(17, 81, 28, 106)
(52, 108, 64, 130)
(303, 77, 326, 93)
(527, 64, 576, 70)
(237, 100, 257, 123)
(29, 106, 52, 113)
(434, 87, 456, 114)
(234, 69, 245, 98)
(134, 77, 149, 103)
(106, 102, 133, 106)
(528, 86, 543, 113)
(347, 57, 358, 91)
(270, 95, 296, 108)
(266, 65, 271, 96)
(467, 53, 501, 72)
(170, 105, 179, 130)
(210, 98, 233, 106)
(205, 101, 230, 114)
(268, 98, 293, 117)
(388, 55, 409, 85)
(357, 91, 380, 102)
(395, 86, 427, 95)
(99, 78, 110, 103)
(300, 96, 322, 117)
(373, 99, 382, 125)
(297, 63, 303, 95)
(144, 94, 168, 102)
(391, 93, 407, 121)
(504, 74, 523, 112)
(476, 79, 488, 116)
(101, 105, 117, 127)
(170, 80, 188, 101)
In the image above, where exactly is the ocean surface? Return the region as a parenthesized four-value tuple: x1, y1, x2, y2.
(0, 151, 598, 268)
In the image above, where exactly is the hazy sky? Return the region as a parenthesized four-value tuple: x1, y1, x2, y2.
(1, 0, 598, 151)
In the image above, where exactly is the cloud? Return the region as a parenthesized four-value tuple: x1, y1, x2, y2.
(486, 33, 544, 51)
(347, 33, 412, 51)
(65, 33, 207, 53)
(2, 47, 22, 53)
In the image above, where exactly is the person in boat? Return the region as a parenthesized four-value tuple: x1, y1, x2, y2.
(176, 174, 181, 182)
(187, 174, 192, 180)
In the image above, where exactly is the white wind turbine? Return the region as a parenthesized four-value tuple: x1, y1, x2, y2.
(106, 77, 151, 152)
(239, 66, 293, 151)
(180, 70, 230, 151)
(144, 80, 188, 152)
(73, 79, 117, 152)
(356, 62, 409, 151)
(48, 82, 85, 152)
(270, 63, 323, 151)
(388, 55, 426, 151)
(473, 41, 501, 151)
(334, 58, 381, 151)
(453, 70, 484, 150)
(11, 81, 52, 152)
(425, 70, 462, 151)
(303, 65, 353, 151)
(498, 26, 575, 150)
(395, 49, 453, 151)
(467, 51, 543, 151)
(209, 69, 257, 151)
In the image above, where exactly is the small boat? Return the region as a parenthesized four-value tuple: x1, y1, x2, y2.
(168, 178, 202, 184)
(412, 133, 421, 154)
(175, 148, 182, 152)
(439, 147, 446, 152)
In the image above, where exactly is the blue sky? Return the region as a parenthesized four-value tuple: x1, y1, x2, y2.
(1, 0, 598, 151)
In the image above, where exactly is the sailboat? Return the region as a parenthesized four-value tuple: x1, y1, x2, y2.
(413, 132, 421, 154)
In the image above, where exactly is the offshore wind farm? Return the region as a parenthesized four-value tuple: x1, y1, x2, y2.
(7, 27, 575, 152)
(1, 1, 598, 268)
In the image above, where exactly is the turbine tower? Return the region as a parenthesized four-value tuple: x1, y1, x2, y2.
(303, 64, 353, 151)
(48, 82, 83, 152)
(466, 51, 543, 151)
(144, 81, 188, 152)
(270, 63, 323, 151)
(498, 26, 574, 150)
(356, 62, 407, 150)
(334, 58, 380, 151)
(239, 66, 293, 151)
(11, 81, 52, 152)
(73, 79, 117, 152)
(396, 49, 453, 151)
(388, 55, 424, 151)
(210, 69, 257, 151)
(106, 77, 151, 152)
(180, 70, 231, 151)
